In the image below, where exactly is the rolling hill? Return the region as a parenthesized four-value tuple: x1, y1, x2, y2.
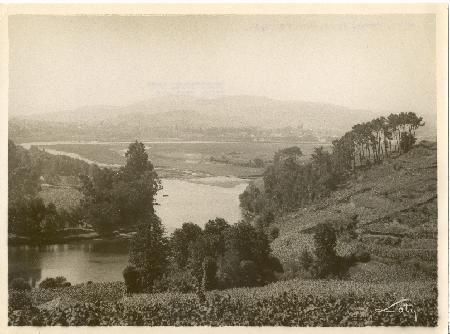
(16, 95, 377, 133)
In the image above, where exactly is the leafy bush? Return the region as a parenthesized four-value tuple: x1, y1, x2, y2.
(166, 218, 282, 291)
(312, 222, 338, 278)
(123, 265, 141, 293)
(299, 223, 370, 278)
(9, 278, 31, 291)
(39, 276, 71, 289)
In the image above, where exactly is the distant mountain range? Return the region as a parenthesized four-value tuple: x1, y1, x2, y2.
(16, 95, 376, 131)
(9, 95, 436, 142)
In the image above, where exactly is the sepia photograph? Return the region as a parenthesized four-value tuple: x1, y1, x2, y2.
(2, 3, 448, 330)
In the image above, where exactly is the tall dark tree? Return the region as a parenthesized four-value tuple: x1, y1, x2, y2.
(170, 222, 203, 269)
(123, 141, 154, 177)
(203, 218, 230, 258)
(80, 141, 161, 233)
(312, 222, 338, 278)
(129, 213, 169, 291)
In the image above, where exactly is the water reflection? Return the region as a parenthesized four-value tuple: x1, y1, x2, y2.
(9, 240, 130, 287)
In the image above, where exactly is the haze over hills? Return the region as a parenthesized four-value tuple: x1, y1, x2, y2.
(14, 95, 378, 131)
(9, 95, 436, 143)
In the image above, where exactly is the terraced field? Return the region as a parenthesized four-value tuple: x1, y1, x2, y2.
(271, 141, 438, 282)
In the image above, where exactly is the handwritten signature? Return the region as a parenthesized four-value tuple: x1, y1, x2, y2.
(375, 298, 417, 322)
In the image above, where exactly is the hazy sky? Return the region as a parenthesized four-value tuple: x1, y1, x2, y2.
(9, 14, 436, 115)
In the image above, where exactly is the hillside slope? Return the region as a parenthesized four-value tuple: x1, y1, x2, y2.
(271, 141, 437, 282)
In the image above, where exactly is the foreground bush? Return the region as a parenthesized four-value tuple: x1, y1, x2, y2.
(39, 276, 71, 289)
(9, 280, 437, 326)
(8, 292, 437, 326)
(123, 265, 141, 293)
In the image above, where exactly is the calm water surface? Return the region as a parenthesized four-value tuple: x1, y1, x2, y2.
(9, 177, 248, 287)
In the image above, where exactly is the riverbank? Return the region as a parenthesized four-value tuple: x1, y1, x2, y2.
(18, 140, 324, 179)
(8, 230, 136, 246)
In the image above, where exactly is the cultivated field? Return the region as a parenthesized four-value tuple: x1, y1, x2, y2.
(9, 279, 437, 326)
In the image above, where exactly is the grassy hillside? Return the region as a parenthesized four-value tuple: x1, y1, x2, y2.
(271, 141, 437, 282)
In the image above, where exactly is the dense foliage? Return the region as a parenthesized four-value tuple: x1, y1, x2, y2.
(9, 280, 437, 326)
(8, 141, 86, 239)
(127, 214, 170, 292)
(39, 276, 72, 289)
(9, 140, 162, 240)
(297, 220, 369, 279)
(80, 141, 161, 235)
(125, 218, 283, 292)
(240, 112, 424, 217)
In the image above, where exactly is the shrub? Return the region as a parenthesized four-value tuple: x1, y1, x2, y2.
(123, 265, 141, 293)
(314, 223, 337, 259)
(306, 222, 370, 278)
(312, 223, 338, 278)
(9, 278, 31, 291)
(38, 278, 55, 289)
(39, 276, 70, 289)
